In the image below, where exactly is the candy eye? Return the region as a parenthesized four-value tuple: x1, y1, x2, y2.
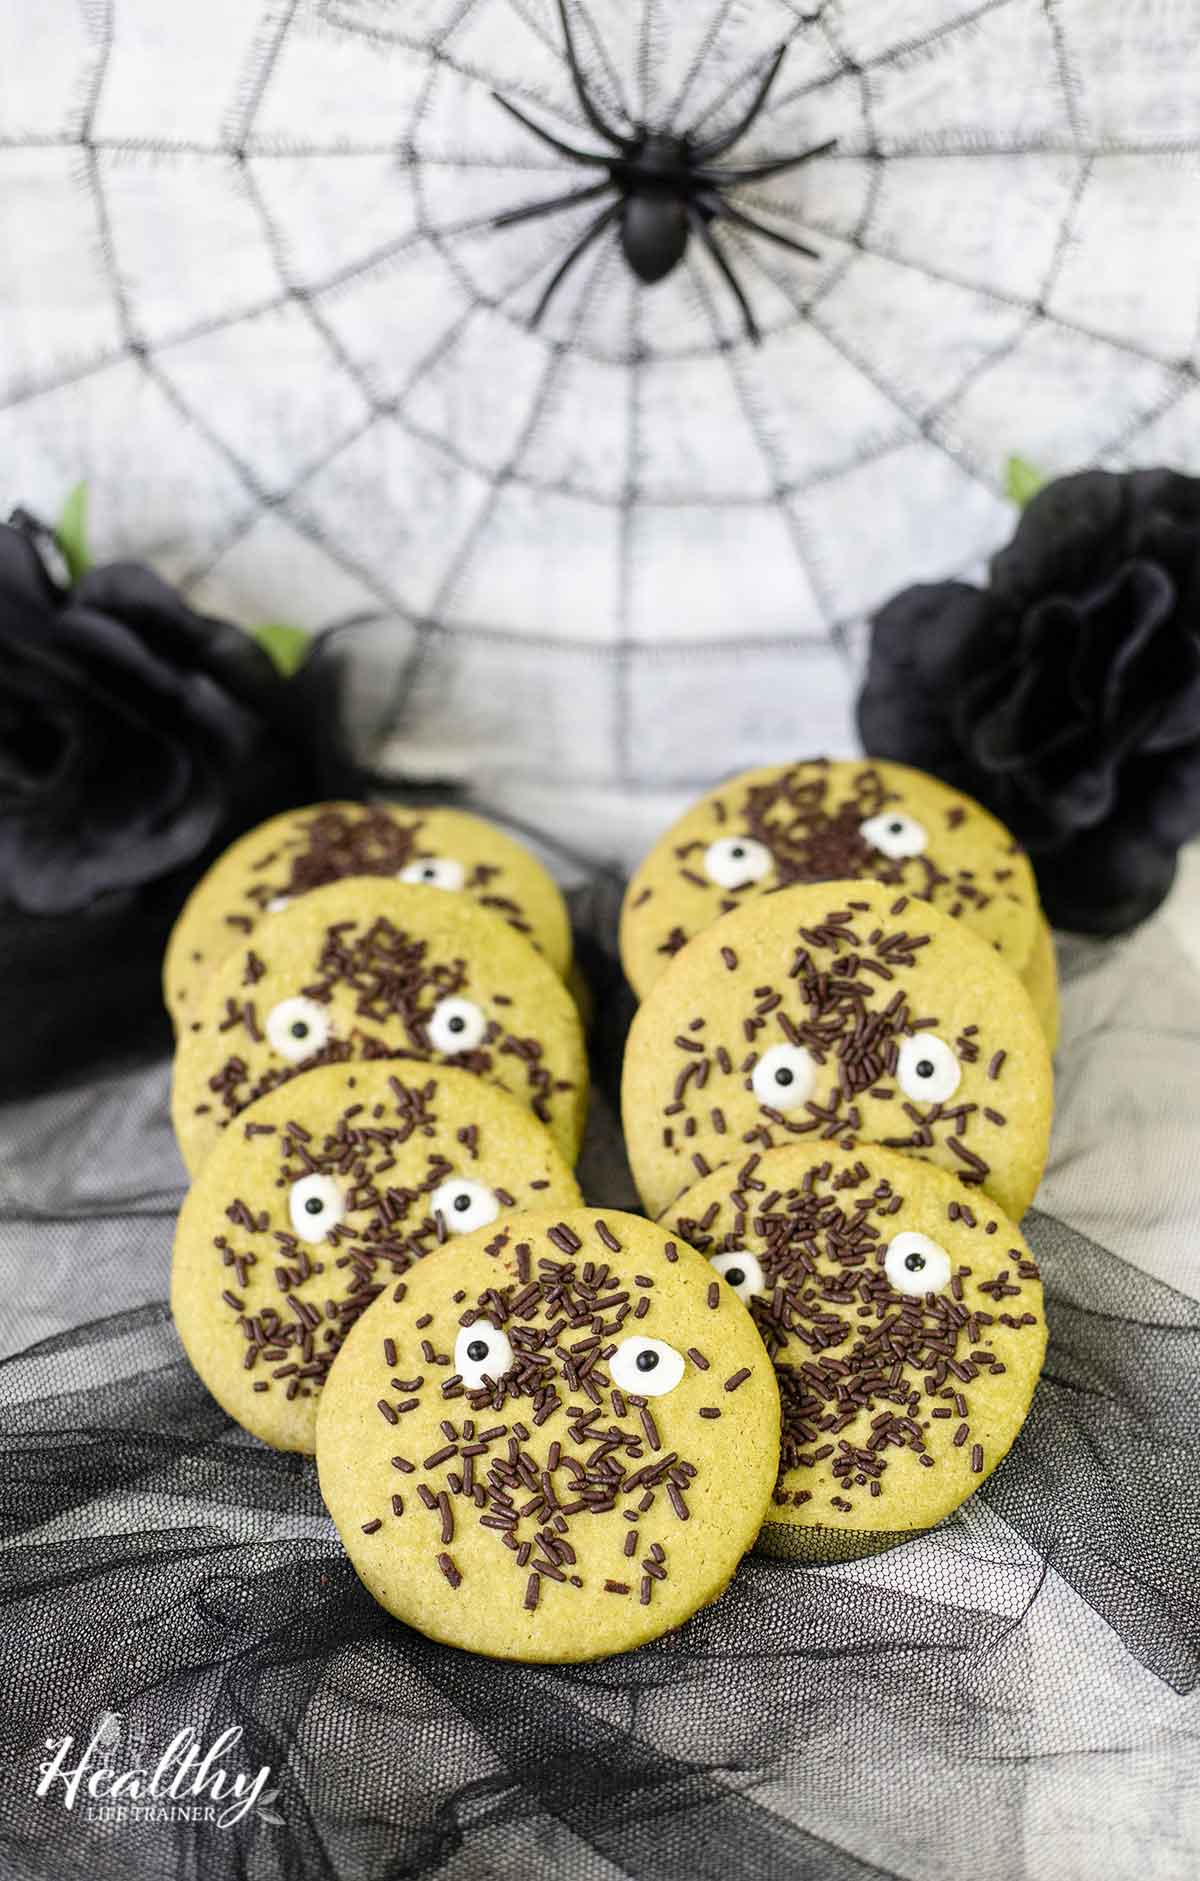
(266, 995, 330, 1063)
(609, 1336, 686, 1397)
(454, 1322, 515, 1389)
(429, 1177, 499, 1235)
(896, 1033, 961, 1104)
(751, 1043, 816, 1111)
(265, 895, 292, 914)
(288, 1173, 345, 1243)
(399, 857, 466, 892)
(703, 836, 772, 890)
(860, 811, 928, 860)
(884, 1231, 952, 1297)
(428, 996, 488, 1055)
(710, 1249, 766, 1301)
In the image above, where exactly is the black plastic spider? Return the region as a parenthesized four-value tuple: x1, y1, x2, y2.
(491, 0, 834, 343)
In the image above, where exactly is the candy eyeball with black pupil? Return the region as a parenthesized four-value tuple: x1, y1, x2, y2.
(751, 1042, 816, 1111)
(399, 857, 466, 892)
(703, 835, 772, 891)
(860, 811, 928, 860)
(896, 1032, 961, 1104)
(288, 1172, 344, 1243)
(428, 996, 488, 1054)
(884, 1231, 952, 1296)
(609, 1336, 686, 1396)
(266, 995, 331, 1063)
(429, 1177, 499, 1235)
(710, 1249, 766, 1301)
(454, 1322, 515, 1388)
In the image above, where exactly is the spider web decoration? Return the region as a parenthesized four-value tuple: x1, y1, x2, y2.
(2, 0, 1199, 858)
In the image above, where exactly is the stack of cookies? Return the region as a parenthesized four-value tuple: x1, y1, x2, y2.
(166, 806, 779, 1660)
(619, 758, 1055, 1567)
(166, 801, 589, 1450)
(164, 764, 1055, 1662)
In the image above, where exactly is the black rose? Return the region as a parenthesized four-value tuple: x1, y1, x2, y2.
(857, 469, 1200, 934)
(0, 516, 321, 1091)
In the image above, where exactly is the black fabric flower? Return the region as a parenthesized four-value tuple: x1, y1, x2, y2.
(0, 516, 324, 1092)
(857, 469, 1200, 934)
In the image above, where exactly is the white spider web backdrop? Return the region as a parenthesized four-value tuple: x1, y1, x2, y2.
(2, 0, 1199, 863)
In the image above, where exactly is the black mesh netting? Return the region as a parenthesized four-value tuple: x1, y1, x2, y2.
(1, 877, 1199, 1879)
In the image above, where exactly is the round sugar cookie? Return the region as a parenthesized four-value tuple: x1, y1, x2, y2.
(171, 1063, 581, 1452)
(665, 1142, 1046, 1562)
(620, 759, 1041, 1012)
(622, 880, 1052, 1222)
(171, 880, 588, 1175)
(1022, 913, 1059, 1054)
(164, 801, 572, 1026)
(316, 1208, 780, 1662)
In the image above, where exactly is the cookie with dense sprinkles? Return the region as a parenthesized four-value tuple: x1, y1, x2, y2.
(164, 801, 572, 1027)
(316, 1209, 779, 1661)
(621, 880, 1052, 1221)
(619, 759, 1055, 1041)
(664, 1142, 1046, 1561)
(171, 880, 588, 1174)
(171, 1063, 581, 1452)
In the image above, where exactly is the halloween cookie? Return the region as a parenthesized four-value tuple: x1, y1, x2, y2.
(171, 880, 588, 1175)
(665, 1141, 1046, 1561)
(621, 881, 1052, 1222)
(164, 801, 572, 1026)
(171, 1063, 581, 1452)
(316, 1208, 779, 1661)
(619, 759, 1048, 1032)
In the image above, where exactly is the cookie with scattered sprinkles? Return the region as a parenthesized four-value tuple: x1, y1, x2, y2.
(171, 879, 588, 1175)
(665, 1142, 1047, 1561)
(621, 880, 1052, 1222)
(316, 1209, 780, 1661)
(619, 759, 1053, 1040)
(171, 1063, 582, 1452)
(164, 801, 573, 1026)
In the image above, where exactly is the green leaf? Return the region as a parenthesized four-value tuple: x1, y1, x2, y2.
(1004, 454, 1047, 510)
(55, 482, 91, 583)
(252, 621, 311, 677)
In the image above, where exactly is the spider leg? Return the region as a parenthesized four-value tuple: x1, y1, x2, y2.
(529, 199, 621, 327)
(686, 204, 761, 346)
(689, 43, 787, 162)
(704, 198, 820, 262)
(491, 90, 611, 167)
(494, 179, 612, 231)
(555, 0, 633, 150)
(694, 139, 838, 188)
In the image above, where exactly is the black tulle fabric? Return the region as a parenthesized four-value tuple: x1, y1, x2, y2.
(1, 883, 1199, 1879)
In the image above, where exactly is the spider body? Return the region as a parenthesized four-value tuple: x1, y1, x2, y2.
(490, 1, 834, 343)
(613, 136, 695, 283)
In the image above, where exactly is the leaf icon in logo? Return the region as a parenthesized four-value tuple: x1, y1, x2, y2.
(256, 1788, 284, 1827)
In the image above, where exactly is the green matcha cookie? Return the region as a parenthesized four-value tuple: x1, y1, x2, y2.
(171, 1062, 581, 1453)
(165, 801, 572, 1027)
(620, 759, 1051, 1039)
(622, 880, 1052, 1222)
(171, 880, 588, 1175)
(665, 1141, 1046, 1561)
(316, 1209, 780, 1662)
